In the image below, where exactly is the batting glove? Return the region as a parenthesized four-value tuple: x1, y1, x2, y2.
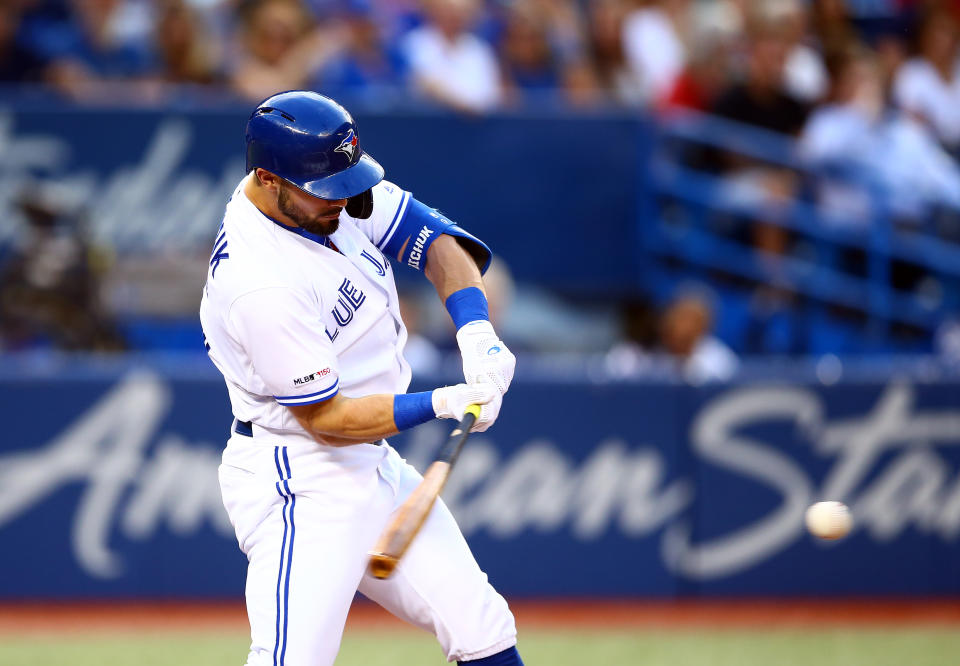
(456, 321, 516, 395)
(432, 382, 503, 432)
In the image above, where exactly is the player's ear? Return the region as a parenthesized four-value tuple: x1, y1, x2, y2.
(255, 169, 280, 192)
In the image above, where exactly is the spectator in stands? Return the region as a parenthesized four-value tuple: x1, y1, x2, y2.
(153, 0, 223, 85)
(658, 289, 738, 383)
(0, 3, 47, 83)
(311, 1, 403, 96)
(874, 29, 907, 101)
(28, 0, 157, 98)
(606, 288, 738, 382)
(658, 0, 741, 112)
(764, 0, 828, 104)
(527, 0, 603, 107)
(810, 0, 857, 57)
(710, 20, 810, 259)
(529, 0, 586, 60)
(401, 0, 503, 113)
(497, 0, 600, 107)
(711, 21, 809, 136)
(499, 1, 561, 99)
(892, 9, 960, 152)
(229, 0, 347, 101)
(621, 0, 688, 106)
(800, 46, 884, 224)
(801, 46, 960, 223)
(559, 57, 607, 107)
(585, 0, 641, 105)
(0, 189, 123, 351)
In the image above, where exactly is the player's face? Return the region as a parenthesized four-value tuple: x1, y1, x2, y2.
(277, 181, 347, 237)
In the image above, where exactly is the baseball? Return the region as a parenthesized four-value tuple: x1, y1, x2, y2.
(805, 501, 853, 540)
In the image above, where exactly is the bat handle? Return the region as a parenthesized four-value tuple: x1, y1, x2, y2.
(368, 552, 399, 579)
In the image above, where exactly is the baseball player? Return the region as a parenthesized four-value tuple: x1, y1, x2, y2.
(199, 91, 523, 666)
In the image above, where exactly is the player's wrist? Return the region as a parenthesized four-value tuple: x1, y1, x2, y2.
(393, 391, 436, 431)
(457, 319, 495, 335)
(456, 320, 498, 363)
(445, 286, 489, 331)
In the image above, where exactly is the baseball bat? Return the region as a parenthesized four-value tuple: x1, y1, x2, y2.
(367, 404, 481, 579)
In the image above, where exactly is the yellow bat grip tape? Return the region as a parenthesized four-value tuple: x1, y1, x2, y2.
(465, 404, 482, 418)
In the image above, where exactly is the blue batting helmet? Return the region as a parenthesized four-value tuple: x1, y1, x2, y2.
(245, 91, 384, 200)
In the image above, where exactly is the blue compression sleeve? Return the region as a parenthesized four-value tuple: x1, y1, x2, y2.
(393, 391, 436, 431)
(381, 197, 492, 274)
(445, 287, 490, 330)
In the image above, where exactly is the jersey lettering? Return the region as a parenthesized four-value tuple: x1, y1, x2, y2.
(361, 250, 387, 276)
(330, 278, 366, 328)
(338, 278, 366, 308)
(332, 298, 354, 327)
(209, 225, 229, 278)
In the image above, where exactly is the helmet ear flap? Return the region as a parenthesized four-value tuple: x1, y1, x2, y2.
(346, 189, 374, 219)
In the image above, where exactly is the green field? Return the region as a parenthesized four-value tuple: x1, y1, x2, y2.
(1, 627, 958, 666)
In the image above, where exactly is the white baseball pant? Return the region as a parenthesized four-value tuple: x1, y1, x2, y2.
(218, 430, 517, 665)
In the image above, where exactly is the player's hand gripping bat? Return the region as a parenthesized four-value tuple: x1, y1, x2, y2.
(367, 404, 481, 579)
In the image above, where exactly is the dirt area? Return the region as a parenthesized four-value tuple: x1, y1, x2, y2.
(0, 599, 958, 635)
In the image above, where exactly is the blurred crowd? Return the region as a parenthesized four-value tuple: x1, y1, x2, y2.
(7, 0, 960, 228)
(4, 0, 960, 369)
(0, 0, 954, 120)
(6, 0, 960, 240)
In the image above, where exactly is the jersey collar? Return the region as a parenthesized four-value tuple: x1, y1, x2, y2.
(263, 212, 332, 247)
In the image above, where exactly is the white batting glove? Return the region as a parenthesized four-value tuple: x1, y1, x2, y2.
(432, 383, 503, 432)
(455, 321, 516, 395)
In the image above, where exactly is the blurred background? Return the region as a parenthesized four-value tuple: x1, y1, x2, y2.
(1, 0, 960, 663)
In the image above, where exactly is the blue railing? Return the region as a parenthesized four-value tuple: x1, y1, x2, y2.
(641, 109, 960, 352)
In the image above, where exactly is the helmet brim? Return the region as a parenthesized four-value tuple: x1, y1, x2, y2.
(296, 153, 385, 200)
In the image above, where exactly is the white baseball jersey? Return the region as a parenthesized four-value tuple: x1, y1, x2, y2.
(200, 173, 414, 436)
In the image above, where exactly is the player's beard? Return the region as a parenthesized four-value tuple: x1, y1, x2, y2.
(277, 184, 341, 237)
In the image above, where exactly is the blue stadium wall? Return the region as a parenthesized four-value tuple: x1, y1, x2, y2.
(0, 358, 957, 599)
(0, 103, 644, 294)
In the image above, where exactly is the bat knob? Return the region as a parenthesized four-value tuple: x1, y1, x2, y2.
(368, 552, 398, 579)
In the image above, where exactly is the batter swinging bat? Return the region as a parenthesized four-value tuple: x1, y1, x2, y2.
(368, 404, 482, 579)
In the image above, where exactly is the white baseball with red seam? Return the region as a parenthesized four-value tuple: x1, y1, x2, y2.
(805, 501, 853, 540)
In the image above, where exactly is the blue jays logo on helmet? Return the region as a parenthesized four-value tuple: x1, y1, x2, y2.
(245, 91, 384, 200)
(335, 129, 358, 161)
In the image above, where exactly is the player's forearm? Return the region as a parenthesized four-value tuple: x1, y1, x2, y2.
(424, 234, 485, 302)
(288, 384, 501, 446)
(288, 393, 400, 446)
